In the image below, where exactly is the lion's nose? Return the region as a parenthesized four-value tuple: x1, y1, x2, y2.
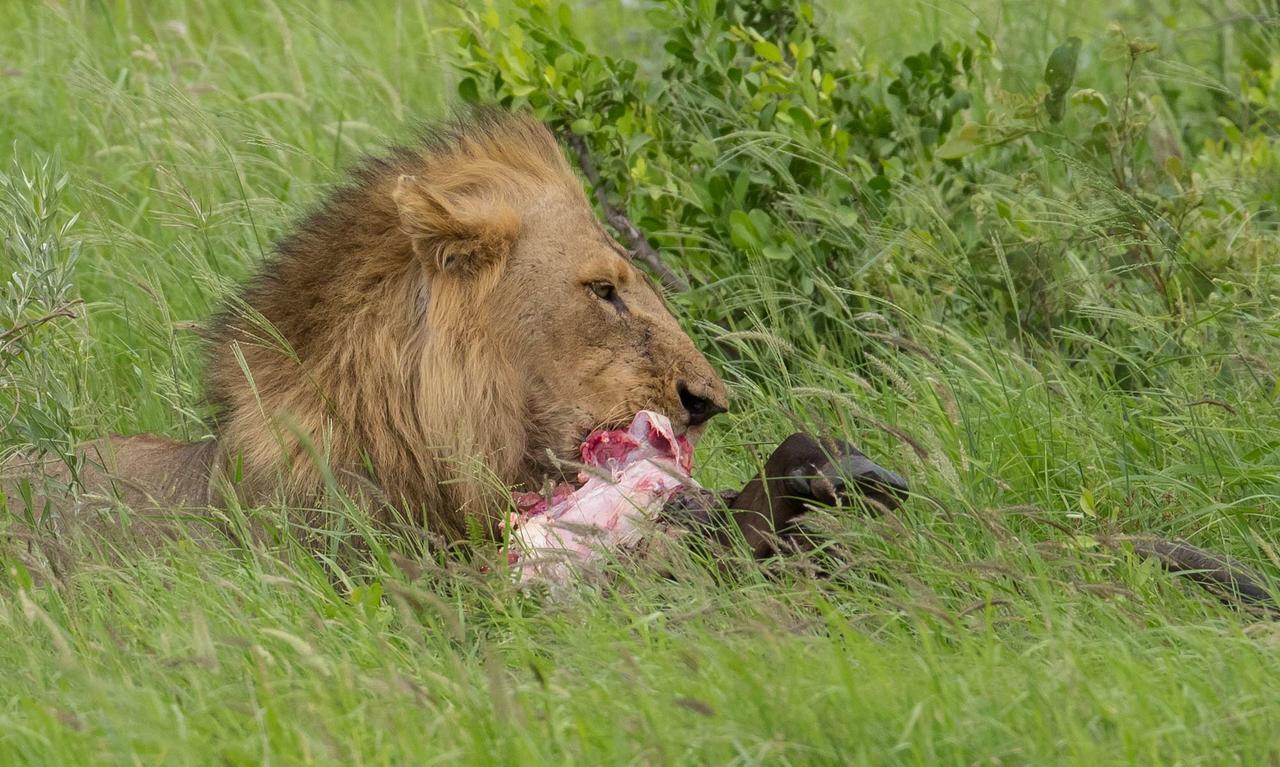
(677, 380, 728, 427)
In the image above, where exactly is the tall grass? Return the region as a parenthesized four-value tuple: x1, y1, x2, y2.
(2, 1, 1280, 764)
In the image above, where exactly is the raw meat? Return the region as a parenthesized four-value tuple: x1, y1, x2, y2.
(506, 410, 697, 586)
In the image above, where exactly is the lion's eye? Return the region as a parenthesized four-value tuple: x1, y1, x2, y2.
(589, 281, 618, 303)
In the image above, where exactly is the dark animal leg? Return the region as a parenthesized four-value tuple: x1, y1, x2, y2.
(1103, 534, 1278, 614)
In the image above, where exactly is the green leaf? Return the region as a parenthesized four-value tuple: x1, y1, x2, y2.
(935, 121, 981, 160)
(570, 118, 593, 135)
(747, 208, 773, 240)
(762, 243, 789, 261)
(753, 40, 783, 64)
(690, 137, 717, 162)
(820, 71, 836, 97)
(1078, 487, 1097, 518)
(729, 210, 760, 250)
(457, 77, 480, 104)
(1070, 88, 1109, 117)
(1043, 36, 1081, 123)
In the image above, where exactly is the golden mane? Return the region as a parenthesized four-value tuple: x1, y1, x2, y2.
(205, 110, 590, 536)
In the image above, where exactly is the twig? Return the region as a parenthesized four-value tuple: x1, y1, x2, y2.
(0, 301, 82, 356)
(1186, 397, 1237, 416)
(563, 133, 690, 292)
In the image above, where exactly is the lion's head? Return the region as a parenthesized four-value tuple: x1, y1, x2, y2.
(208, 111, 727, 534)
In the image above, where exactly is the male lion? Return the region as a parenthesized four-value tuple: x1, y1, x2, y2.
(4, 111, 730, 545)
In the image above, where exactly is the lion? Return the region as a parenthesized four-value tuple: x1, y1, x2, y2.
(3, 110, 728, 546)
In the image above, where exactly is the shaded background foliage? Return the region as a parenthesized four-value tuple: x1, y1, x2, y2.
(455, 0, 1280, 348)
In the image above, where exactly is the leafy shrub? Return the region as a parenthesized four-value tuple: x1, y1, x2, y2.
(452, 0, 1280, 379)
(0, 156, 87, 469)
(454, 0, 975, 327)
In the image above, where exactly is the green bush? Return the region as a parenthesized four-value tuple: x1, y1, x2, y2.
(0, 156, 87, 470)
(455, 0, 974, 325)
(453, 0, 1280, 370)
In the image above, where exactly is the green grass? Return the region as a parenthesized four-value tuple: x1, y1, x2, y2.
(4, 1, 1280, 764)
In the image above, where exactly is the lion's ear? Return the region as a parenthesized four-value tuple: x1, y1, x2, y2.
(392, 174, 519, 278)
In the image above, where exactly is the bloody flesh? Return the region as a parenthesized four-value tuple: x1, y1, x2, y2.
(506, 410, 696, 585)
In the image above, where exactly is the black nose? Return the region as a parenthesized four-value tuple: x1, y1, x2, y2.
(677, 380, 727, 427)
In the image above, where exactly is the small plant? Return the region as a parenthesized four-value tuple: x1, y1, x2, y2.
(0, 154, 87, 471)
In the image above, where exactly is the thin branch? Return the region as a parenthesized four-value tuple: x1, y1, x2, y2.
(0, 300, 82, 357)
(1186, 397, 1237, 416)
(564, 132, 690, 292)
